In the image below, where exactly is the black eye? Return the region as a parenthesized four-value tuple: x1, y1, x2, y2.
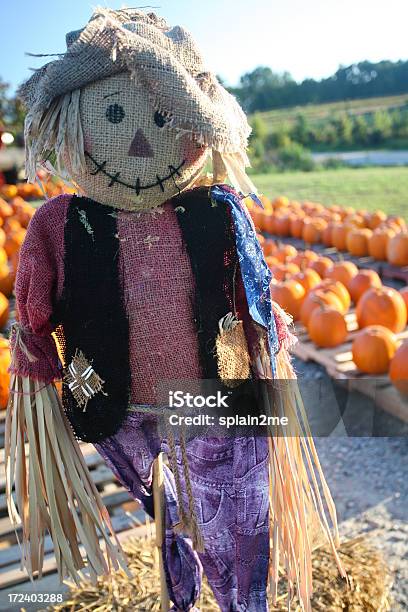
(106, 104, 125, 124)
(154, 110, 168, 128)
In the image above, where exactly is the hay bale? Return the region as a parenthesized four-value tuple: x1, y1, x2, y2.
(47, 535, 392, 611)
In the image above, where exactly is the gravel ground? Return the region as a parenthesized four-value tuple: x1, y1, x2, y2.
(293, 357, 408, 610)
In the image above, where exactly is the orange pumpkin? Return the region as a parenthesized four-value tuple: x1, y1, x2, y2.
(368, 210, 387, 230)
(326, 261, 358, 291)
(400, 286, 408, 313)
(17, 205, 36, 228)
(290, 215, 305, 239)
(322, 223, 334, 247)
(0, 184, 18, 200)
(0, 228, 6, 249)
(368, 228, 395, 261)
(258, 194, 272, 209)
(0, 340, 11, 409)
(0, 248, 8, 268)
(339, 206, 355, 220)
(348, 270, 382, 304)
(274, 214, 291, 237)
(289, 249, 318, 269)
(346, 228, 373, 257)
(307, 303, 348, 348)
(270, 262, 300, 281)
(331, 223, 349, 251)
(0, 292, 9, 329)
(274, 244, 298, 263)
(309, 256, 333, 279)
(356, 286, 407, 333)
(387, 233, 408, 267)
(273, 196, 289, 210)
(0, 264, 14, 297)
(312, 279, 351, 313)
(388, 215, 406, 231)
(263, 239, 277, 257)
(270, 279, 306, 321)
(302, 218, 327, 244)
(300, 289, 344, 327)
(4, 229, 26, 258)
(262, 212, 275, 234)
(293, 268, 321, 294)
(4, 217, 22, 233)
(0, 199, 13, 219)
(344, 213, 365, 229)
(352, 325, 397, 374)
(389, 341, 408, 394)
(251, 208, 264, 231)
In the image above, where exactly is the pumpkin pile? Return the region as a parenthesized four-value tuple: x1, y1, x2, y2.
(258, 234, 408, 394)
(247, 194, 408, 267)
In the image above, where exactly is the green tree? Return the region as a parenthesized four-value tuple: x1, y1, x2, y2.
(370, 110, 393, 144)
(332, 113, 353, 146)
(291, 114, 311, 146)
(250, 113, 268, 141)
(352, 115, 369, 145)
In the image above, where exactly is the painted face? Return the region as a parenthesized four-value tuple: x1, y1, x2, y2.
(71, 72, 208, 210)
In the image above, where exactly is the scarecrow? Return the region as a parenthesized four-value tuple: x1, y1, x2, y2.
(5, 9, 345, 611)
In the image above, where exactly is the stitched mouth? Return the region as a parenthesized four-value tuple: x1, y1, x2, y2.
(85, 151, 186, 195)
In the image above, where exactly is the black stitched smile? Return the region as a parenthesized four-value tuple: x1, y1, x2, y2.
(85, 151, 186, 195)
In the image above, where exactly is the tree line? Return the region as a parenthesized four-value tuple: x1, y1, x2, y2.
(230, 60, 408, 114)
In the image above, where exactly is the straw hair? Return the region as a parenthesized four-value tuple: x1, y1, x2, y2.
(5, 374, 129, 583)
(251, 334, 346, 611)
(24, 89, 85, 183)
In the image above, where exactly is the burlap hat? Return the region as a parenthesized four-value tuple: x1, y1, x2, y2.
(19, 8, 251, 157)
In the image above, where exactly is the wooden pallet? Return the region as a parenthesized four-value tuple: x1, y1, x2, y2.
(291, 312, 408, 423)
(263, 233, 408, 284)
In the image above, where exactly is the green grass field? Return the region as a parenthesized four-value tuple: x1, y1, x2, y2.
(256, 94, 408, 130)
(251, 166, 408, 217)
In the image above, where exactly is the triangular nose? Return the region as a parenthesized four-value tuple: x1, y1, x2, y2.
(128, 129, 154, 157)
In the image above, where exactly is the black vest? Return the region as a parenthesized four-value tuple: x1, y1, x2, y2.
(54, 187, 239, 442)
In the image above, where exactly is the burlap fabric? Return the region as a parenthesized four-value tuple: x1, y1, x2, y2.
(71, 72, 208, 209)
(215, 317, 251, 386)
(20, 8, 250, 153)
(19, 8, 254, 205)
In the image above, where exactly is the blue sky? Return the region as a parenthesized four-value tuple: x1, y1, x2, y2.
(1, 0, 407, 94)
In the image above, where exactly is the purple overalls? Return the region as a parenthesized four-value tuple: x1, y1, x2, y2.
(12, 194, 271, 611)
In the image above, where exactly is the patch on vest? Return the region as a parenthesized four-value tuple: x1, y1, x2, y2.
(64, 349, 107, 411)
(216, 312, 251, 387)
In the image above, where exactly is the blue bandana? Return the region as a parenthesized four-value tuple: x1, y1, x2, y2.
(211, 185, 278, 375)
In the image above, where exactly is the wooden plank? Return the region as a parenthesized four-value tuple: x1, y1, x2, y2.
(373, 384, 408, 423)
(292, 312, 408, 422)
(382, 263, 408, 284)
(0, 505, 145, 571)
(0, 522, 152, 590)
